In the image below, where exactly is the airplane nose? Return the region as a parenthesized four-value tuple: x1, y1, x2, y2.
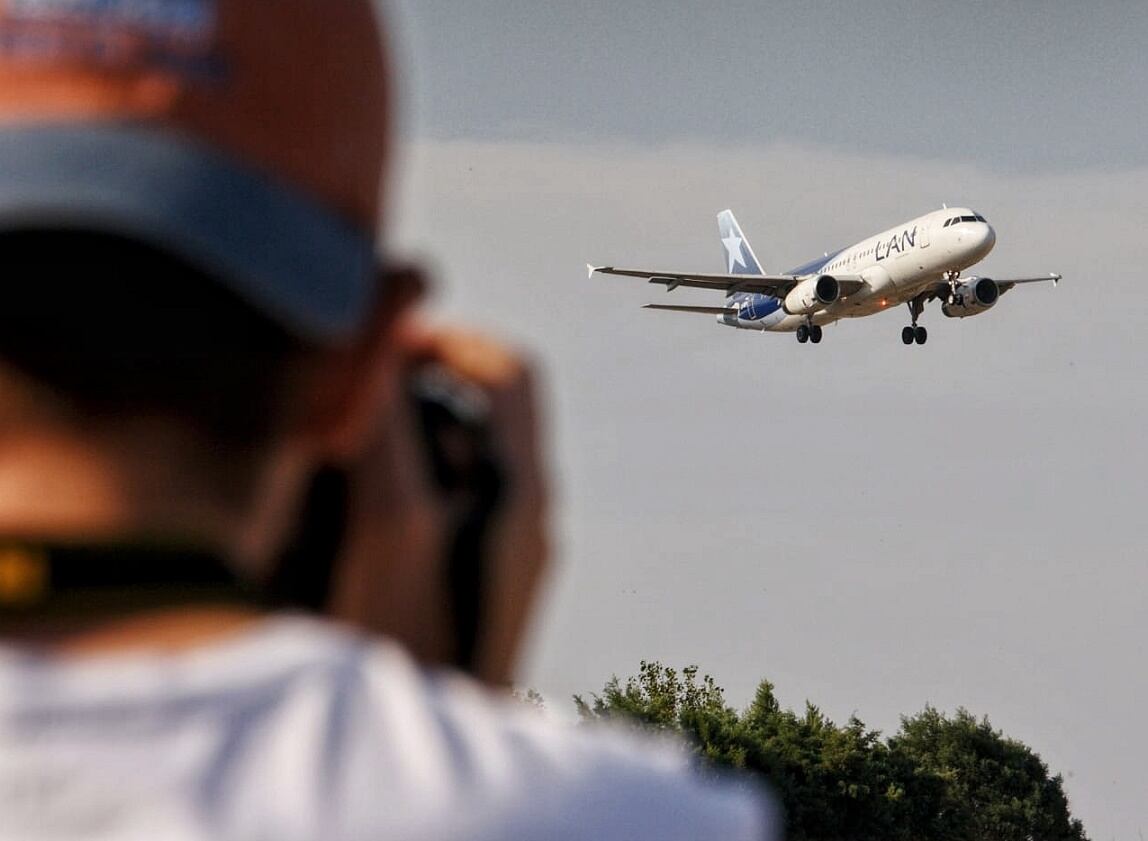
(976, 223, 996, 255)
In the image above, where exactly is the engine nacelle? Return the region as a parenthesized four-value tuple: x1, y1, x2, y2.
(941, 277, 999, 318)
(784, 274, 840, 315)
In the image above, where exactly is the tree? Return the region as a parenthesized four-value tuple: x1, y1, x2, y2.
(576, 663, 1087, 841)
(890, 707, 1087, 841)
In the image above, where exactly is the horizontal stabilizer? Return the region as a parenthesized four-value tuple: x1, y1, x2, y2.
(644, 304, 738, 316)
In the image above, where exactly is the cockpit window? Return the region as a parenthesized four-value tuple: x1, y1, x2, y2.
(960, 215, 977, 223)
(974, 214, 987, 222)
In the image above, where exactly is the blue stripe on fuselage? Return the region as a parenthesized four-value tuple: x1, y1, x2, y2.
(729, 290, 781, 321)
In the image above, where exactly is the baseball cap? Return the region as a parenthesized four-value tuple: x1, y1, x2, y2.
(0, 0, 389, 342)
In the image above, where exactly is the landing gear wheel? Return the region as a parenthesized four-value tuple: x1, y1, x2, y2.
(809, 324, 823, 344)
(914, 325, 928, 345)
(901, 326, 915, 345)
(796, 325, 810, 344)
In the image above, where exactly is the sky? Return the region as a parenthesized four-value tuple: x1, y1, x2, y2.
(388, 3, 1147, 838)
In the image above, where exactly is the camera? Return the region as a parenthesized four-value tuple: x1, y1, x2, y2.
(270, 367, 504, 673)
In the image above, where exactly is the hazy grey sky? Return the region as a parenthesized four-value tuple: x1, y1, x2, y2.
(397, 1, 1148, 172)
(389, 3, 1146, 838)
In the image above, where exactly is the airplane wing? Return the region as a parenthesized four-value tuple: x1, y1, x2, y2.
(923, 272, 1061, 299)
(588, 265, 866, 298)
(589, 265, 794, 296)
(643, 304, 738, 315)
(992, 274, 1062, 295)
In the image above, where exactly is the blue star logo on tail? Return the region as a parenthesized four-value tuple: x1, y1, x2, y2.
(722, 232, 746, 273)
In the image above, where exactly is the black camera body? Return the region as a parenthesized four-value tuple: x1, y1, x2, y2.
(270, 369, 503, 673)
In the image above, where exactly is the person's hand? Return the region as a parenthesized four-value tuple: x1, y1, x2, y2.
(325, 320, 550, 687)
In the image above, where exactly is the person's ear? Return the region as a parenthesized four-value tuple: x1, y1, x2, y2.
(304, 262, 428, 462)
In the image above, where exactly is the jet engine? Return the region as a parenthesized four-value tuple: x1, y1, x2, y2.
(784, 274, 840, 315)
(941, 277, 999, 318)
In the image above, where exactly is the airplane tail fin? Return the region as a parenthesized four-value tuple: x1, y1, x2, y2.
(717, 209, 766, 275)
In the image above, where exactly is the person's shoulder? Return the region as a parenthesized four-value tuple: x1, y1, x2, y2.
(283, 619, 778, 841)
(12, 616, 776, 840)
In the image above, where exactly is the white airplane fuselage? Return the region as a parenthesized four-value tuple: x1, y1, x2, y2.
(723, 207, 995, 332)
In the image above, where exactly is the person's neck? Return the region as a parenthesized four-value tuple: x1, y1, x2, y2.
(0, 427, 268, 653)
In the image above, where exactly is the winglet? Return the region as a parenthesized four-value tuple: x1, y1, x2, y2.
(1051, 272, 1061, 287)
(586, 263, 601, 280)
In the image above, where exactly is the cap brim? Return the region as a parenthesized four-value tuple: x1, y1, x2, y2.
(0, 123, 378, 342)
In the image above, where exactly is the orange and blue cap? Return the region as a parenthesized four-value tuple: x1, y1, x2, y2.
(0, 0, 390, 342)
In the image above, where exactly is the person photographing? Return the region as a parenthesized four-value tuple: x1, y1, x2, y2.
(0, 1, 774, 838)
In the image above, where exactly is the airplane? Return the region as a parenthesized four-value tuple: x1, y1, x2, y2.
(588, 208, 1060, 346)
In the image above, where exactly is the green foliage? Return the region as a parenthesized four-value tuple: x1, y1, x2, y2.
(575, 662, 726, 728)
(576, 663, 1087, 841)
(890, 707, 1087, 841)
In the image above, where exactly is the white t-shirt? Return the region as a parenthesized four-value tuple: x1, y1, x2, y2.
(0, 617, 776, 840)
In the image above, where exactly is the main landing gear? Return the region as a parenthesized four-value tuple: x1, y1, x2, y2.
(796, 322, 823, 344)
(901, 325, 927, 345)
(901, 293, 929, 346)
